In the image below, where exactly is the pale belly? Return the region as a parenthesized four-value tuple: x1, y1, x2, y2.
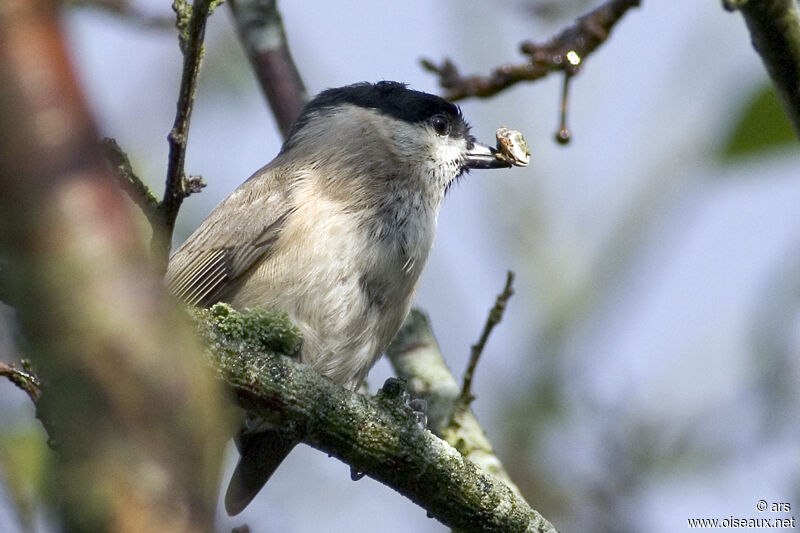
(229, 199, 435, 389)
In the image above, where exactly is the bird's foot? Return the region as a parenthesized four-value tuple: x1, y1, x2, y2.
(379, 377, 428, 429)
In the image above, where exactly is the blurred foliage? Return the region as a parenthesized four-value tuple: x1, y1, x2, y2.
(720, 83, 797, 161)
(0, 426, 50, 530)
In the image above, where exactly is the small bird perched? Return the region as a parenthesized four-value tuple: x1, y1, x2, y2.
(165, 81, 516, 515)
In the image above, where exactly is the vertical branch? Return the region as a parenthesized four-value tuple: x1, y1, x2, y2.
(94, 0, 308, 255)
(159, 0, 217, 262)
(229, 0, 308, 137)
(0, 0, 231, 530)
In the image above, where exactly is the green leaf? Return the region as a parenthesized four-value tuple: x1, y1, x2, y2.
(720, 83, 797, 160)
(0, 426, 50, 528)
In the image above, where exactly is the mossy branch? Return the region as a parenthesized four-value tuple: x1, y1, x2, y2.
(194, 304, 558, 533)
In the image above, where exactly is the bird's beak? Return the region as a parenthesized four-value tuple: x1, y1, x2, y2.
(464, 141, 513, 169)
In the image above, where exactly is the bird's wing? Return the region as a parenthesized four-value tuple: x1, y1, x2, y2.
(165, 166, 294, 308)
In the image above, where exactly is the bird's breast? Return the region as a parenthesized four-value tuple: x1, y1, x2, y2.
(232, 176, 440, 388)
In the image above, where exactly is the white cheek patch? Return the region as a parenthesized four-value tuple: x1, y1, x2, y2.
(433, 136, 466, 166)
(426, 134, 467, 192)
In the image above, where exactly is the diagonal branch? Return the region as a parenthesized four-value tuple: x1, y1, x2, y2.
(422, 0, 641, 101)
(101, 137, 162, 229)
(229, 0, 309, 137)
(0, 360, 41, 405)
(724, 0, 800, 139)
(198, 305, 558, 533)
(461, 271, 515, 406)
(386, 309, 527, 503)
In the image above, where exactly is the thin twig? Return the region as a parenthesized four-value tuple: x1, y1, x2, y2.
(555, 72, 573, 144)
(160, 0, 217, 262)
(460, 271, 515, 406)
(0, 360, 41, 405)
(229, 0, 308, 138)
(422, 0, 640, 101)
(101, 137, 162, 228)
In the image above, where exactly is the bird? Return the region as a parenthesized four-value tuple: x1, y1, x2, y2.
(164, 81, 515, 515)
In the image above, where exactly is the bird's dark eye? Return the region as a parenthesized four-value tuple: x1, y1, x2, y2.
(430, 115, 450, 136)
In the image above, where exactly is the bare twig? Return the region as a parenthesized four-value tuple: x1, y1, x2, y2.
(229, 0, 308, 137)
(101, 137, 163, 229)
(67, 0, 175, 30)
(160, 0, 218, 262)
(460, 271, 515, 406)
(724, 0, 800, 139)
(555, 71, 573, 144)
(422, 0, 640, 101)
(0, 360, 41, 405)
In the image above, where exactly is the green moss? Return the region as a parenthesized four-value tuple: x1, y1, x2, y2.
(171, 0, 193, 51)
(208, 0, 226, 14)
(192, 303, 302, 358)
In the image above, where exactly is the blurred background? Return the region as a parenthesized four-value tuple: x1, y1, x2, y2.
(1, 0, 799, 531)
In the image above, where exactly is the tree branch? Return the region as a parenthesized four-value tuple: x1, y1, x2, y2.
(0, 0, 230, 529)
(461, 271, 515, 406)
(724, 0, 800, 139)
(229, 0, 309, 137)
(197, 305, 558, 533)
(2, 1, 557, 531)
(159, 0, 218, 263)
(0, 360, 41, 405)
(386, 310, 528, 503)
(422, 0, 641, 101)
(101, 137, 162, 229)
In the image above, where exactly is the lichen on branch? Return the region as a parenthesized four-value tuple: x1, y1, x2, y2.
(192, 305, 558, 533)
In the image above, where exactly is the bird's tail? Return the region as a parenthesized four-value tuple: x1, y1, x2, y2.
(224, 429, 298, 516)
